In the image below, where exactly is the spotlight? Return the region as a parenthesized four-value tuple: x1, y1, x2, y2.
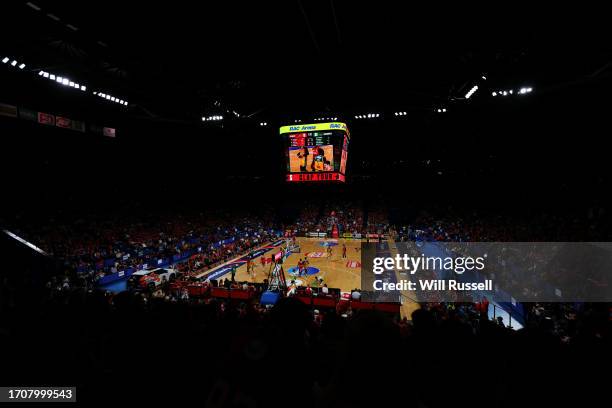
(69, 81, 75, 87)
(11, 60, 18, 66)
(43, 72, 49, 78)
(465, 85, 478, 99)
(492, 92, 497, 96)
(49, 74, 55, 80)
(1, 57, 8, 63)
(18, 63, 25, 69)
(80, 85, 86, 91)
(38, 70, 44, 76)
(62, 78, 69, 85)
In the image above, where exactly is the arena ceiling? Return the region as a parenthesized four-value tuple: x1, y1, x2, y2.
(2, 1, 612, 124)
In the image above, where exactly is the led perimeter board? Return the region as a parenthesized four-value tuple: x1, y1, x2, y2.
(280, 122, 349, 182)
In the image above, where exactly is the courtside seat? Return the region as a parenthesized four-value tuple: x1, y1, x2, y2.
(295, 295, 313, 306)
(349, 300, 374, 310)
(373, 303, 401, 314)
(230, 289, 250, 300)
(211, 287, 230, 298)
(187, 284, 208, 297)
(312, 297, 337, 308)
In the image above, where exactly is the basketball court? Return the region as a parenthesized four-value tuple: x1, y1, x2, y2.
(230, 237, 420, 319)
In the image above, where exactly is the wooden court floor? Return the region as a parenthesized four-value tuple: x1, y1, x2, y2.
(232, 237, 362, 292)
(231, 237, 420, 319)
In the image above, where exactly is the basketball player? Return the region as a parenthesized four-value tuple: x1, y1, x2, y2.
(342, 243, 347, 259)
(297, 145, 309, 172)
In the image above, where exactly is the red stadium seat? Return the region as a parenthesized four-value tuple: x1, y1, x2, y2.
(211, 287, 230, 299)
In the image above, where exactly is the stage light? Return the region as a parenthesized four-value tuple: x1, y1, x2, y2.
(442, 108, 447, 112)
(2, 57, 9, 63)
(11, 60, 17, 66)
(69, 81, 75, 87)
(502, 91, 507, 96)
(43, 72, 49, 78)
(526, 87, 533, 92)
(492, 91, 497, 96)
(80, 85, 86, 91)
(49, 74, 55, 80)
(26, 2, 42, 11)
(62, 78, 69, 85)
(465, 85, 478, 99)
(38, 70, 44, 76)
(509, 90, 513, 94)
(18, 63, 25, 69)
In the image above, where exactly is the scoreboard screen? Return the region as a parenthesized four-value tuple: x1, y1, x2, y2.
(280, 122, 349, 183)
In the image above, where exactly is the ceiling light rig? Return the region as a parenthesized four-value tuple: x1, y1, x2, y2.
(435, 108, 447, 113)
(92, 91, 128, 106)
(2, 56, 26, 69)
(202, 115, 223, 122)
(465, 85, 479, 99)
(394, 112, 407, 116)
(492, 87, 533, 97)
(259, 122, 268, 126)
(354, 113, 381, 119)
(38, 70, 87, 92)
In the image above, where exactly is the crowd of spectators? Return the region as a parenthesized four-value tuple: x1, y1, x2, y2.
(2, 203, 610, 406)
(394, 210, 612, 346)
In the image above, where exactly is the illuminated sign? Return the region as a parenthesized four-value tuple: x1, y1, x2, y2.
(286, 172, 345, 182)
(279, 122, 349, 136)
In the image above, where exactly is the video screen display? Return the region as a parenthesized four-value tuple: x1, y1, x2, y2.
(280, 123, 349, 182)
(288, 145, 334, 172)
